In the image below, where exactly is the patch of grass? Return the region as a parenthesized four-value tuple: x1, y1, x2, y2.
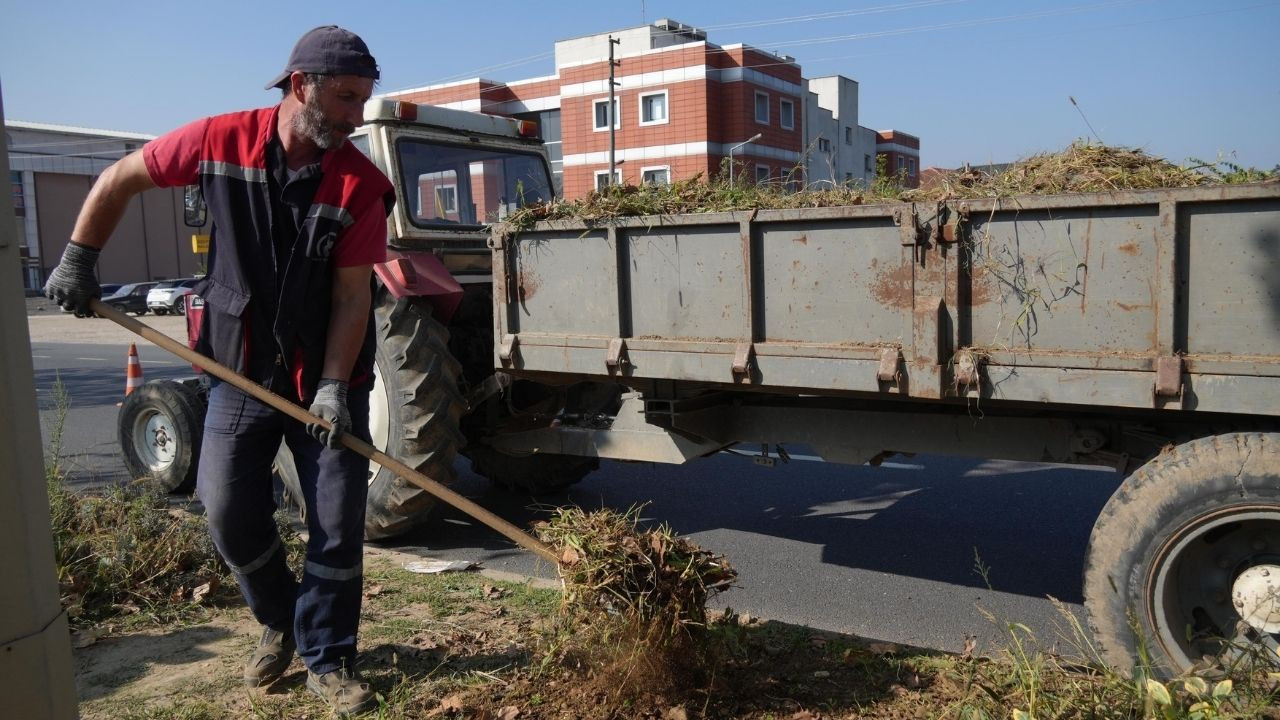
(43, 375, 231, 627)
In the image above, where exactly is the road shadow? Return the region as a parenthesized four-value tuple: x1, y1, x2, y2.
(389, 452, 1120, 603)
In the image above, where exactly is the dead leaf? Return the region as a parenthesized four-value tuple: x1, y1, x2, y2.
(868, 642, 901, 655)
(737, 612, 754, 626)
(961, 635, 977, 660)
(438, 694, 465, 715)
(496, 706, 520, 720)
(791, 711, 816, 720)
(666, 707, 689, 720)
(192, 580, 215, 604)
(906, 673, 923, 688)
(364, 583, 384, 599)
(560, 547, 580, 565)
(483, 584, 505, 600)
(809, 635, 828, 649)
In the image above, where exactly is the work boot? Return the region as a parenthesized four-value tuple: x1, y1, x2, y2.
(306, 667, 378, 716)
(242, 626, 296, 688)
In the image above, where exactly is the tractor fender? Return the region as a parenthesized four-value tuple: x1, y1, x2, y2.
(374, 250, 464, 324)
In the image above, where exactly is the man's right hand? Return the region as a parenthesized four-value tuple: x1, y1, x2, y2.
(44, 242, 102, 316)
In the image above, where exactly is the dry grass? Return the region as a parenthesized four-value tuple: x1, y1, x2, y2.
(506, 142, 1277, 229)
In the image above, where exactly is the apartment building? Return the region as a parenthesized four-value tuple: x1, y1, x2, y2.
(387, 19, 920, 197)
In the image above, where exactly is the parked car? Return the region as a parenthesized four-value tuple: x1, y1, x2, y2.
(60, 283, 122, 312)
(147, 278, 200, 315)
(100, 282, 158, 316)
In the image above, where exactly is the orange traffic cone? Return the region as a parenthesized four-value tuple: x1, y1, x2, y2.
(125, 343, 144, 397)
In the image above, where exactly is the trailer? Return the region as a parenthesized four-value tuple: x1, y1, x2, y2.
(480, 183, 1280, 676)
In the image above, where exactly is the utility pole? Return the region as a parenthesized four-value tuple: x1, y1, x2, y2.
(608, 36, 621, 186)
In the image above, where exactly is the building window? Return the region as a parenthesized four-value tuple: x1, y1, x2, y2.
(864, 154, 873, 172)
(594, 169, 622, 190)
(755, 165, 770, 184)
(844, 172, 853, 183)
(897, 157, 906, 172)
(844, 126, 853, 145)
(435, 185, 457, 214)
(593, 98, 620, 131)
(641, 166, 670, 185)
(10, 170, 23, 213)
(754, 91, 769, 125)
(779, 99, 794, 130)
(908, 158, 916, 176)
(817, 137, 830, 153)
(639, 90, 669, 126)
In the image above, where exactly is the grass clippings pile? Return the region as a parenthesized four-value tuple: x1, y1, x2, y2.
(506, 142, 1277, 229)
(922, 141, 1239, 199)
(534, 505, 737, 706)
(48, 475, 229, 628)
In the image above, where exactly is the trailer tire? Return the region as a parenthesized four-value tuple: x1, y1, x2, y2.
(1082, 432, 1280, 678)
(363, 288, 466, 541)
(118, 380, 204, 493)
(464, 446, 599, 495)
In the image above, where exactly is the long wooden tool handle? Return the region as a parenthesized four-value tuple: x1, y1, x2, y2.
(90, 298, 559, 565)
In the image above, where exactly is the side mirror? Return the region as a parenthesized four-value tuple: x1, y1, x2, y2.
(183, 184, 208, 227)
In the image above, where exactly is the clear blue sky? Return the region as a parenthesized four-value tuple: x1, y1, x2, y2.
(3, 0, 1278, 169)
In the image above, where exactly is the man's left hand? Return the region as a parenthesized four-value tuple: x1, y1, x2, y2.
(307, 379, 350, 449)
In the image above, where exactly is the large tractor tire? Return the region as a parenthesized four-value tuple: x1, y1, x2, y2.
(118, 379, 205, 493)
(363, 287, 466, 541)
(1082, 432, 1280, 678)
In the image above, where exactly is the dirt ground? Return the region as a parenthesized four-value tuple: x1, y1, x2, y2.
(72, 540, 968, 720)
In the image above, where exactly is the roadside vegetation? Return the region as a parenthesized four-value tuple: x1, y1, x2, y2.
(507, 141, 1278, 229)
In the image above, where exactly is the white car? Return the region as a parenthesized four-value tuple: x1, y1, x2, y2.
(146, 278, 200, 315)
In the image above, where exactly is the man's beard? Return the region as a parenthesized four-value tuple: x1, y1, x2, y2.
(292, 93, 354, 150)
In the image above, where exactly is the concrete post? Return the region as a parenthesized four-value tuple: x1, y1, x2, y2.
(0, 82, 80, 717)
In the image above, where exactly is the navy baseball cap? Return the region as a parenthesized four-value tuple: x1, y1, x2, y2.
(265, 25, 380, 90)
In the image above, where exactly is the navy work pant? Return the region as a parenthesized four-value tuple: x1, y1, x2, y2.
(197, 380, 370, 675)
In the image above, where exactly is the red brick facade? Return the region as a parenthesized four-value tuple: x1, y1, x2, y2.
(386, 38, 808, 199)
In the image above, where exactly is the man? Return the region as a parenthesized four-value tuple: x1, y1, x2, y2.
(44, 26, 393, 716)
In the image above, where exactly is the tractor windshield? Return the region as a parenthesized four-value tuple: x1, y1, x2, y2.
(394, 138, 554, 229)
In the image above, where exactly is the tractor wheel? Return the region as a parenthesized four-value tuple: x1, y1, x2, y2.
(363, 286, 466, 541)
(1083, 432, 1280, 678)
(118, 380, 205, 493)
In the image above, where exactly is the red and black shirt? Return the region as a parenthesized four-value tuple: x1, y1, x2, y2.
(143, 105, 392, 403)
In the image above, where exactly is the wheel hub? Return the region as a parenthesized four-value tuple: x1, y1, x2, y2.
(1232, 564, 1280, 634)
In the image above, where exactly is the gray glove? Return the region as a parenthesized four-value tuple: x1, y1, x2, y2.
(307, 379, 350, 449)
(44, 242, 102, 316)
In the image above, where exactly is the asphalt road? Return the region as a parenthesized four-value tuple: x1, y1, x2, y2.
(26, 308, 1123, 657)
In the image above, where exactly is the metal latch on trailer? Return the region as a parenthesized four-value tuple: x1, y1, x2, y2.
(1154, 355, 1184, 399)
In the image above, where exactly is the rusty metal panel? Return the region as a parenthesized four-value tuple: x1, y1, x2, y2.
(757, 217, 907, 345)
(624, 223, 747, 340)
(509, 229, 618, 336)
(1182, 198, 1280, 358)
(967, 205, 1160, 357)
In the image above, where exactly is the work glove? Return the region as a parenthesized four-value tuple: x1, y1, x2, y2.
(307, 378, 350, 450)
(44, 241, 102, 316)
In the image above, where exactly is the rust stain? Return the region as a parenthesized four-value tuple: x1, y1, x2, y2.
(1117, 242, 1140, 257)
(871, 264, 914, 309)
(793, 234, 809, 245)
(969, 272, 994, 306)
(518, 269, 541, 301)
(1116, 302, 1151, 312)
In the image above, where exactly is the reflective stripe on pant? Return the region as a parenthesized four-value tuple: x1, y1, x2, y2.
(196, 380, 370, 675)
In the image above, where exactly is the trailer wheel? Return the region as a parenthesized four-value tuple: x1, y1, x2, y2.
(363, 287, 466, 541)
(118, 380, 204, 493)
(464, 445, 599, 495)
(1083, 432, 1280, 677)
